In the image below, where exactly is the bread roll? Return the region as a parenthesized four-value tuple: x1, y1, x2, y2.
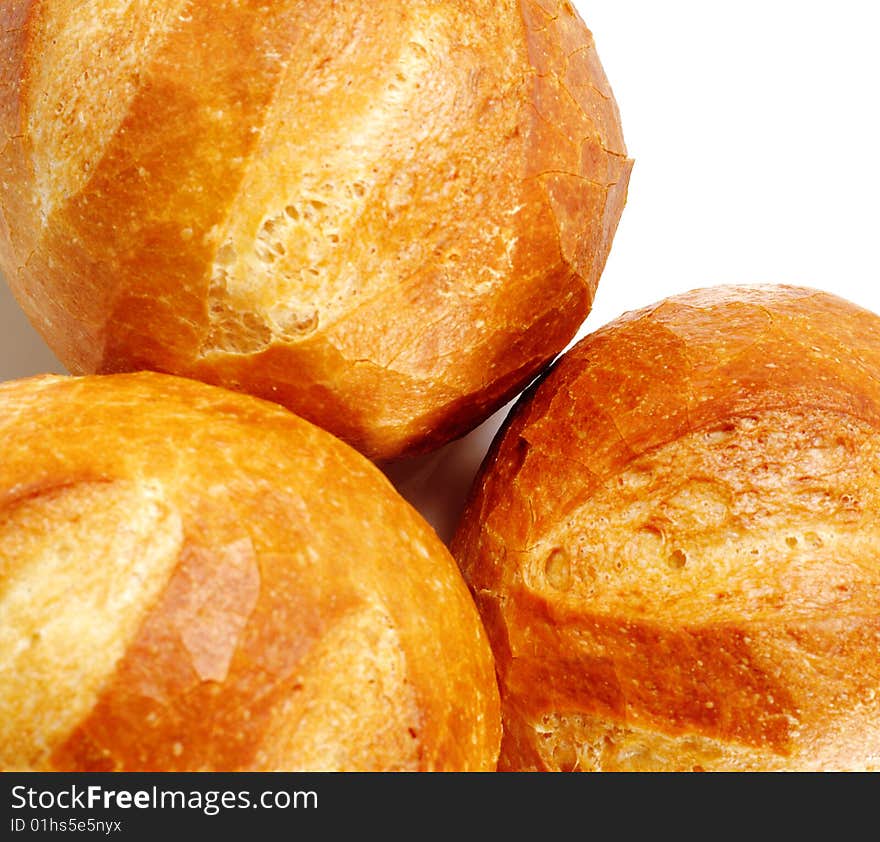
(453, 285, 880, 771)
(0, 0, 632, 461)
(0, 372, 500, 771)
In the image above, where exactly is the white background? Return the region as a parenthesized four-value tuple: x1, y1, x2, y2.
(2, 1, 879, 543)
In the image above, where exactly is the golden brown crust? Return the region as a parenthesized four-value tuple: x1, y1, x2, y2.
(0, 372, 500, 771)
(0, 0, 631, 461)
(452, 284, 880, 771)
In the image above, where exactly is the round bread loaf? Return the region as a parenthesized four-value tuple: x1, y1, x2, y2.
(0, 372, 500, 771)
(453, 285, 880, 771)
(0, 0, 631, 461)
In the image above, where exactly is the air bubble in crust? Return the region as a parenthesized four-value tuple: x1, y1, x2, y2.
(544, 547, 572, 591)
(668, 549, 688, 569)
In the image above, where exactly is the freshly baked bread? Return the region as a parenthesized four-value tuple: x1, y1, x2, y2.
(0, 372, 500, 771)
(0, 0, 632, 461)
(453, 285, 880, 771)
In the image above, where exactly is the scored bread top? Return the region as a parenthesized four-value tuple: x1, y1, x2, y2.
(453, 285, 880, 770)
(0, 0, 632, 459)
(0, 372, 500, 771)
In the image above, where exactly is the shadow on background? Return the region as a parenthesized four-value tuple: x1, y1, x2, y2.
(382, 404, 511, 546)
(0, 274, 67, 380)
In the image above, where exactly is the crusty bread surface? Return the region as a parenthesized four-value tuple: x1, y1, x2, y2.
(453, 285, 880, 771)
(0, 372, 500, 771)
(0, 0, 632, 460)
